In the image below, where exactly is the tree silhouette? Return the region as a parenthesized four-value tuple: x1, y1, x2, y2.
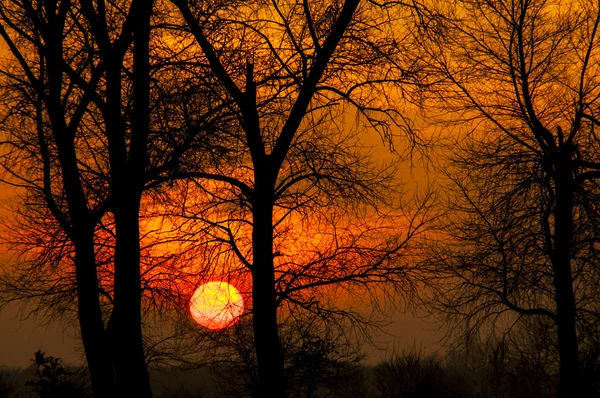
(0, 369, 15, 398)
(193, 315, 364, 398)
(0, 2, 432, 397)
(75, 0, 155, 394)
(0, 1, 123, 394)
(286, 331, 362, 398)
(166, 1, 430, 395)
(0, 1, 224, 396)
(26, 351, 87, 398)
(372, 346, 444, 398)
(419, 1, 600, 396)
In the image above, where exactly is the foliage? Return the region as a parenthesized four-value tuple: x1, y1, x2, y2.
(193, 317, 366, 398)
(372, 346, 446, 398)
(25, 351, 87, 398)
(286, 332, 363, 398)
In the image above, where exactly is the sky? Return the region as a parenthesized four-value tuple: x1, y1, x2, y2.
(0, 110, 445, 369)
(0, 161, 445, 368)
(0, 12, 445, 369)
(0, 149, 443, 368)
(0, 302, 441, 367)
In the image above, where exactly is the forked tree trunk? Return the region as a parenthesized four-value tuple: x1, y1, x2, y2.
(168, 3, 362, 397)
(106, 1, 153, 395)
(44, 13, 117, 395)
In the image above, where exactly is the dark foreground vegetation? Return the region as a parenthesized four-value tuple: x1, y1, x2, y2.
(1, 344, 599, 398)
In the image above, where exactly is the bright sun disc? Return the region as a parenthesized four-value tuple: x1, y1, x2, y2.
(189, 282, 244, 330)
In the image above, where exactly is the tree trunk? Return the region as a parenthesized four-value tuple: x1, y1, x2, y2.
(109, 191, 152, 397)
(45, 23, 117, 395)
(552, 150, 580, 398)
(251, 179, 286, 398)
(107, 3, 153, 394)
(74, 232, 116, 397)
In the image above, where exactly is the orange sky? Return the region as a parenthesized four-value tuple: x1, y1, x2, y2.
(0, 13, 444, 368)
(0, 120, 441, 370)
(0, 302, 442, 367)
(0, 139, 443, 368)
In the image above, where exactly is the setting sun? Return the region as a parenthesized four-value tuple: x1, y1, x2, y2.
(189, 282, 244, 330)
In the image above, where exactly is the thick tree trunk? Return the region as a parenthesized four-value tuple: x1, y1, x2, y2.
(45, 25, 117, 396)
(74, 233, 116, 397)
(107, 3, 153, 395)
(109, 192, 152, 397)
(251, 181, 286, 398)
(552, 151, 580, 398)
(48, 121, 118, 397)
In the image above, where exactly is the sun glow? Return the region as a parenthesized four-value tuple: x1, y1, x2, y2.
(189, 282, 244, 330)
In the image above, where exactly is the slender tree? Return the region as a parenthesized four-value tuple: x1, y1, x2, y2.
(420, 1, 600, 396)
(0, 1, 221, 395)
(167, 1, 428, 396)
(75, 0, 156, 394)
(0, 1, 117, 395)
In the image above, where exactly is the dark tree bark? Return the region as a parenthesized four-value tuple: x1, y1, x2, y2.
(98, 1, 154, 395)
(0, 1, 155, 395)
(14, 2, 117, 395)
(73, 233, 116, 398)
(419, 2, 600, 396)
(251, 170, 286, 397)
(170, 1, 361, 395)
(551, 148, 581, 396)
(1, 0, 228, 394)
(168, 1, 424, 395)
(0, 0, 239, 395)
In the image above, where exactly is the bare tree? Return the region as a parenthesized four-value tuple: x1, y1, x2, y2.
(165, 0, 430, 396)
(419, 0, 600, 396)
(73, 0, 157, 394)
(0, 1, 224, 396)
(0, 1, 123, 394)
(0, 2, 430, 397)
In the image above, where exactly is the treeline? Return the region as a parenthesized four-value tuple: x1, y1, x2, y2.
(3, 342, 598, 398)
(0, 1, 599, 397)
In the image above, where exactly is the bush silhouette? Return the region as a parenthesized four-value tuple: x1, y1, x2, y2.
(26, 351, 87, 398)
